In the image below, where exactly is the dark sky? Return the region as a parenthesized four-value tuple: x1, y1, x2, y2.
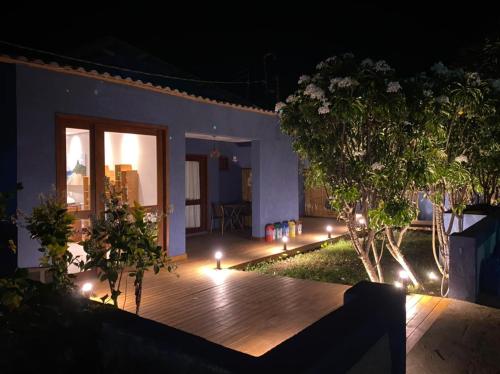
(2, 4, 500, 108)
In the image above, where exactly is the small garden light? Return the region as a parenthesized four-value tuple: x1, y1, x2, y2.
(215, 251, 223, 270)
(326, 225, 333, 239)
(81, 282, 93, 297)
(282, 236, 289, 251)
(398, 270, 408, 280)
(428, 271, 438, 281)
(394, 281, 403, 289)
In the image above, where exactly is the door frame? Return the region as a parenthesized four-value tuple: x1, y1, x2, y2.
(55, 113, 169, 253)
(185, 154, 208, 234)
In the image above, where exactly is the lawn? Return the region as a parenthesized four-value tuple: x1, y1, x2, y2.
(246, 231, 441, 296)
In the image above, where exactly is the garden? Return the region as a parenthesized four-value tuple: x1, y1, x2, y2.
(247, 231, 441, 295)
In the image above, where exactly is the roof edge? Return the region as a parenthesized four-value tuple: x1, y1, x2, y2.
(0, 54, 276, 117)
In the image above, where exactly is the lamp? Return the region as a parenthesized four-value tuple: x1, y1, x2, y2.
(215, 251, 223, 270)
(326, 225, 333, 239)
(282, 236, 289, 251)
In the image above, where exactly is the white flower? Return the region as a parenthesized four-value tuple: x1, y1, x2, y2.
(374, 60, 391, 72)
(467, 72, 482, 87)
(386, 81, 402, 93)
(436, 95, 450, 104)
(455, 155, 468, 164)
(353, 150, 366, 157)
(318, 104, 330, 114)
(316, 61, 326, 70)
(304, 83, 325, 100)
(371, 162, 385, 171)
(423, 89, 433, 97)
(431, 62, 449, 76)
(361, 58, 374, 67)
(274, 102, 286, 113)
(298, 75, 311, 84)
(329, 77, 359, 91)
(286, 94, 298, 104)
(491, 79, 500, 92)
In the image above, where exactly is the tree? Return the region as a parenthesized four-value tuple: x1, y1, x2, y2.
(279, 54, 422, 285)
(25, 194, 77, 291)
(81, 182, 174, 313)
(412, 63, 495, 295)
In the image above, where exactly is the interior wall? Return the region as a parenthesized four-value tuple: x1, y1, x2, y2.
(105, 131, 157, 206)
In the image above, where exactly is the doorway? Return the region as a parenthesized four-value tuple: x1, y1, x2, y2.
(185, 154, 208, 234)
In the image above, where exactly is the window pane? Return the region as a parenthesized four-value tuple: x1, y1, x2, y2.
(104, 132, 157, 206)
(66, 128, 90, 211)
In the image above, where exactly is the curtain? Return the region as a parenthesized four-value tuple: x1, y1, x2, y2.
(186, 161, 201, 228)
(185, 161, 200, 200)
(186, 205, 201, 228)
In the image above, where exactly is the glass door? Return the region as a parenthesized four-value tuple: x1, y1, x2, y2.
(57, 115, 168, 257)
(186, 155, 207, 234)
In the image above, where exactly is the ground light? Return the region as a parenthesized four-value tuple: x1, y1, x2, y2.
(326, 225, 333, 239)
(215, 251, 223, 270)
(394, 281, 403, 289)
(81, 282, 93, 297)
(399, 270, 409, 289)
(282, 236, 289, 251)
(428, 271, 438, 281)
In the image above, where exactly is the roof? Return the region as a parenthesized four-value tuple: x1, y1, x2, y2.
(0, 39, 275, 116)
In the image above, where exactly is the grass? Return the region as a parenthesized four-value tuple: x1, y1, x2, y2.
(246, 231, 441, 296)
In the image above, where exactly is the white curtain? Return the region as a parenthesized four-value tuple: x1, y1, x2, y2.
(186, 205, 201, 228)
(185, 161, 200, 200)
(186, 161, 201, 228)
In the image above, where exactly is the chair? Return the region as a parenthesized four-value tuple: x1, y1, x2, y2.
(210, 203, 226, 235)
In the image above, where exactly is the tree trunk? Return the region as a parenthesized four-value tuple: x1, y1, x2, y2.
(385, 227, 421, 288)
(347, 221, 380, 282)
(135, 280, 142, 315)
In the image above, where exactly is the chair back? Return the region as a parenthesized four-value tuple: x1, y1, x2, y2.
(211, 203, 224, 218)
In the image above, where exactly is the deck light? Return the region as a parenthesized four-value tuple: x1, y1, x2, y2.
(394, 281, 403, 289)
(215, 251, 223, 270)
(355, 213, 366, 226)
(81, 282, 93, 297)
(326, 225, 333, 239)
(428, 271, 438, 281)
(399, 270, 408, 280)
(282, 236, 289, 251)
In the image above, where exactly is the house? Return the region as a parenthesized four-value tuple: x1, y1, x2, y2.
(0, 40, 299, 269)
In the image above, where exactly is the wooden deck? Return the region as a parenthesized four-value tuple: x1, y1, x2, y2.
(79, 217, 448, 357)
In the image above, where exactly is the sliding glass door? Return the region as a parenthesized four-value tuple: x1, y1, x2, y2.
(56, 115, 168, 258)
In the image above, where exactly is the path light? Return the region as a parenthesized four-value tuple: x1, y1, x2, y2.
(428, 271, 438, 281)
(356, 213, 366, 226)
(215, 251, 223, 270)
(394, 281, 403, 289)
(81, 282, 93, 297)
(326, 225, 333, 239)
(282, 236, 289, 251)
(399, 270, 408, 280)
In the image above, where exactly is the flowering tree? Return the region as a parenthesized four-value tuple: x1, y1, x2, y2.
(278, 54, 422, 285)
(410, 63, 496, 294)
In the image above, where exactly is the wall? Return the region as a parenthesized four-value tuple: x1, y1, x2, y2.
(0, 62, 17, 275)
(15, 65, 298, 267)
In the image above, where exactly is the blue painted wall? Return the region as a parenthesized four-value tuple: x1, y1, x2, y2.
(14, 65, 298, 267)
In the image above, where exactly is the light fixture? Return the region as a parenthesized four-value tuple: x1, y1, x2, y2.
(232, 155, 238, 163)
(356, 213, 366, 226)
(399, 270, 408, 280)
(428, 271, 438, 281)
(81, 282, 93, 297)
(282, 236, 289, 251)
(210, 135, 220, 159)
(394, 281, 403, 289)
(326, 225, 333, 239)
(215, 251, 223, 270)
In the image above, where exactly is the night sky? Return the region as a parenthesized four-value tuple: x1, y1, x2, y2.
(2, 4, 500, 109)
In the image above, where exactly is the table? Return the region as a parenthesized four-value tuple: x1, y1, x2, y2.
(222, 203, 247, 231)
